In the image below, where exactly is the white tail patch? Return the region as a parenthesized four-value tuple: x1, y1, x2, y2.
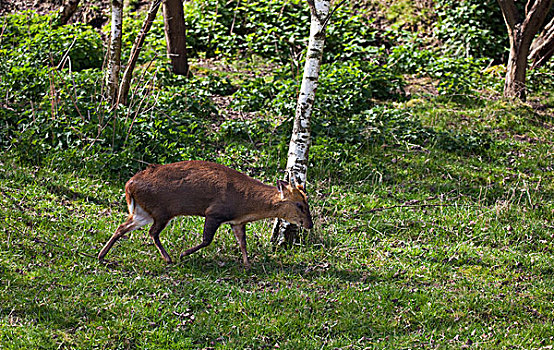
(129, 197, 153, 229)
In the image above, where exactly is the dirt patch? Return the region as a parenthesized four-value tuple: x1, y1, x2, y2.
(1, 0, 110, 28)
(404, 75, 438, 97)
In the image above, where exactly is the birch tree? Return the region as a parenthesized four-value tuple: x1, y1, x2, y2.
(107, 0, 124, 105)
(118, 0, 162, 105)
(497, 0, 554, 101)
(271, 0, 331, 245)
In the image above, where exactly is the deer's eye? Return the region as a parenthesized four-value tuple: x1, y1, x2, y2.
(296, 203, 305, 213)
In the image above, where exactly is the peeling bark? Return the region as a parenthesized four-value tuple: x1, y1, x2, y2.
(271, 0, 331, 246)
(107, 0, 123, 106)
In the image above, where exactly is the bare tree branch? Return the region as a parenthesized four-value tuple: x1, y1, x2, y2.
(522, 0, 554, 38)
(530, 16, 554, 69)
(497, 0, 518, 32)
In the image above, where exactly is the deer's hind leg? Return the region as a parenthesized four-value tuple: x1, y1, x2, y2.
(148, 218, 172, 263)
(98, 201, 153, 261)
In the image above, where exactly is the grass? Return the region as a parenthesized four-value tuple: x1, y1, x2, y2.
(2, 93, 554, 349)
(3, 4, 554, 348)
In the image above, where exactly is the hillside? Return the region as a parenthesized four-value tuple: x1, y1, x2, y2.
(1, 0, 554, 348)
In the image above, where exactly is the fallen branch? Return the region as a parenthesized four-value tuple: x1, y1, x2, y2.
(32, 236, 97, 259)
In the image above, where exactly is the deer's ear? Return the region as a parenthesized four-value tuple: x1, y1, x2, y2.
(277, 180, 288, 198)
(277, 180, 288, 191)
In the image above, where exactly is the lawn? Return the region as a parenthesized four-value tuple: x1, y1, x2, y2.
(2, 94, 554, 349)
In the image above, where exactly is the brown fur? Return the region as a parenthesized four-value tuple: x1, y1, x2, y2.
(98, 160, 313, 267)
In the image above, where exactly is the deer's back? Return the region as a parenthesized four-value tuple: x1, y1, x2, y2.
(126, 161, 267, 219)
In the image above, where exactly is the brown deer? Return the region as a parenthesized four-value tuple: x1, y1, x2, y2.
(98, 160, 313, 267)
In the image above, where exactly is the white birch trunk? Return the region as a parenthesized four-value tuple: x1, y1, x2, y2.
(271, 0, 331, 245)
(107, 0, 123, 105)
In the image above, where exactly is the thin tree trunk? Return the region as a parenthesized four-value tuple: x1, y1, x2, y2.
(107, 0, 124, 105)
(118, 0, 162, 106)
(163, 0, 189, 76)
(58, 0, 81, 25)
(271, 0, 330, 246)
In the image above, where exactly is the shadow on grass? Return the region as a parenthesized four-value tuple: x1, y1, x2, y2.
(44, 182, 114, 207)
(96, 249, 385, 288)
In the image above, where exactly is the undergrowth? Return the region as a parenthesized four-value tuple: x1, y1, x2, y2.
(1, 3, 554, 349)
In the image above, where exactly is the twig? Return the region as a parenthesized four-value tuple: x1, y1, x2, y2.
(368, 203, 479, 213)
(320, 0, 348, 30)
(126, 53, 159, 112)
(131, 158, 153, 166)
(56, 36, 78, 70)
(229, 0, 241, 35)
(124, 62, 160, 146)
(0, 18, 8, 45)
(32, 236, 97, 259)
(52, 64, 86, 123)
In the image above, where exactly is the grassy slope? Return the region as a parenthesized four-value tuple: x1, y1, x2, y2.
(2, 92, 554, 348)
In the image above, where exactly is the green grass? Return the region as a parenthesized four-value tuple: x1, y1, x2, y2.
(3, 5, 554, 349)
(2, 94, 554, 348)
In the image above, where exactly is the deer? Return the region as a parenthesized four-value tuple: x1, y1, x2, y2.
(97, 160, 313, 268)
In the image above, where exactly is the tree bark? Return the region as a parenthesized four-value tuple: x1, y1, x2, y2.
(529, 17, 554, 69)
(58, 0, 81, 25)
(498, 0, 554, 101)
(162, 0, 189, 76)
(271, 0, 330, 246)
(504, 27, 532, 101)
(107, 0, 124, 106)
(118, 0, 162, 106)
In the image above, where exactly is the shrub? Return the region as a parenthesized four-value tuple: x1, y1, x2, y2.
(426, 56, 502, 96)
(0, 12, 103, 105)
(387, 38, 435, 74)
(1, 12, 103, 71)
(528, 61, 554, 94)
(359, 106, 491, 154)
(183, 0, 382, 63)
(323, 8, 382, 62)
(232, 61, 404, 118)
(316, 61, 405, 116)
(183, 0, 308, 61)
(434, 0, 507, 61)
